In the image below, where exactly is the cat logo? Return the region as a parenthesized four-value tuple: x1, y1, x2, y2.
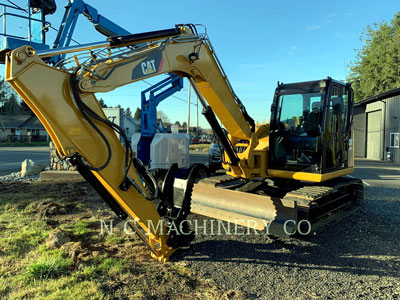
(141, 60, 156, 75)
(132, 52, 163, 80)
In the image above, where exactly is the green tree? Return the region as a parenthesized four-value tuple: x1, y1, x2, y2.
(114, 104, 125, 114)
(0, 77, 22, 115)
(134, 107, 141, 120)
(1, 93, 21, 115)
(20, 101, 34, 115)
(157, 110, 170, 125)
(0, 79, 9, 108)
(98, 98, 108, 108)
(0, 78, 21, 115)
(348, 12, 400, 101)
(125, 107, 132, 117)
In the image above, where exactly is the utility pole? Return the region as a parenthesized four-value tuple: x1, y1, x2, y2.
(187, 80, 191, 135)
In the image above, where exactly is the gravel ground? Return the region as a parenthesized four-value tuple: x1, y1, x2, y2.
(2, 173, 398, 299)
(175, 186, 400, 299)
(0, 172, 40, 182)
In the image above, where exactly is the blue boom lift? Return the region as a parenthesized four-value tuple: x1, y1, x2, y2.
(137, 74, 184, 165)
(0, 0, 209, 177)
(0, 0, 130, 63)
(132, 74, 209, 180)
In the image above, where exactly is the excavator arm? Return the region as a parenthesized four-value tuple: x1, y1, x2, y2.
(76, 27, 254, 138)
(5, 25, 266, 261)
(37, 24, 265, 178)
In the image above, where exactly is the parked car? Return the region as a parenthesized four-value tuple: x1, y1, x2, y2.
(190, 138, 200, 144)
(208, 141, 222, 172)
(199, 139, 211, 144)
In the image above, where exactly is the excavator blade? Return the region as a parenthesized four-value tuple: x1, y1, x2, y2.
(190, 175, 363, 237)
(191, 181, 296, 236)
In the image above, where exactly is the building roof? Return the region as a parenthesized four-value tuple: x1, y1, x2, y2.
(0, 115, 45, 129)
(355, 87, 400, 106)
(124, 115, 139, 127)
(20, 115, 45, 129)
(0, 115, 27, 128)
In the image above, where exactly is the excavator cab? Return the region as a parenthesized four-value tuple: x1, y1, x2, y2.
(269, 78, 354, 180)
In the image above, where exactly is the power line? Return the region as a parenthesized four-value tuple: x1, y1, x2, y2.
(142, 80, 271, 112)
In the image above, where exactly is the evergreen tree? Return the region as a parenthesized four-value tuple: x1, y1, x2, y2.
(20, 101, 34, 115)
(134, 107, 141, 119)
(348, 12, 400, 101)
(125, 107, 132, 117)
(0, 78, 22, 115)
(98, 98, 108, 108)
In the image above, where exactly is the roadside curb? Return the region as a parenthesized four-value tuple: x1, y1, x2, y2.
(40, 170, 84, 182)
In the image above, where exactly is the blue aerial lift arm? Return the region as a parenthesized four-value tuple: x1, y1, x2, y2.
(141, 75, 184, 137)
(50, 0, 130, 63)
(138, 74, 184, 165)
(0, 0, 186, 168)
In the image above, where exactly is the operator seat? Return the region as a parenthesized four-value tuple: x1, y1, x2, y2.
(305, 102, 321, 136)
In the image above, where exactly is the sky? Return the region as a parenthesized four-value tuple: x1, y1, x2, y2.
(2, 0, 400, 128)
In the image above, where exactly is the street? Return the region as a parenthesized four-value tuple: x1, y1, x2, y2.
(0, 147, 210, 176)
(0, 146, 50, 176)
(0, 147, 399, 188)
(352, 159, 400, 188)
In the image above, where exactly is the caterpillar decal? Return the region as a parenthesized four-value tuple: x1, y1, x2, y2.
(132, 52, 164, 80)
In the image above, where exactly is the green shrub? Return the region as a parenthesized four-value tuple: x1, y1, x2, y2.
(25, 257, 72, 280)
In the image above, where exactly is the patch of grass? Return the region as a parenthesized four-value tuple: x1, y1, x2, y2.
(0, 194, 35, 212)
(189, 143, 211, 152)
(7, 276, 105, 300)
(96, 257, 125, 275)
(73, 220, 91, 236)
(25, 256, 72, 280)
(0, 213, 49, 258)
(71, 258, 126, 284)
(104, 232, 125, 246)
(0, 182, 243, 300)
(24, 198, 56, 212)
(72, 265, 97, 281)
(75, 203, 87, 211)
(59, 218, 98, 237)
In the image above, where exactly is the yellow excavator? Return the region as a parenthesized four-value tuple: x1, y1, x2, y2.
(5, 24, 362, 262)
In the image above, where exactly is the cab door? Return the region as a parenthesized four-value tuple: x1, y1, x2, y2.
(323, 83, 349, 171)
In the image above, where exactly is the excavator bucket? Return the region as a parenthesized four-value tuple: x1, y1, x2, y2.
(190, 175, 363, 237)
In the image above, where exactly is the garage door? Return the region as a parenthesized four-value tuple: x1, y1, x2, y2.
(367, 110, 381, 160)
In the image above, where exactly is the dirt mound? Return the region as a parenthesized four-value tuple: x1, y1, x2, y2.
(46, 229, 72, 249)
(31, 200, 68, 217)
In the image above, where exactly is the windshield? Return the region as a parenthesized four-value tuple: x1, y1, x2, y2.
(277, 92, 323, 135)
